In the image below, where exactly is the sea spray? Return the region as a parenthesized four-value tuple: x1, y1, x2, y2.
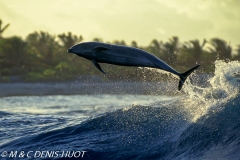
(143, 60, 240, 122)
(183, 60, 240, 121)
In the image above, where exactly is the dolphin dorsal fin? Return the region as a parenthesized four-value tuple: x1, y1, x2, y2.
(93, 46, 109, 52)
(92, 60, 105, 73)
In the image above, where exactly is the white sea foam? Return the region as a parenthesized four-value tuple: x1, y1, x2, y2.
(141, 60, 240, 122)
(182, 60, 240, 122)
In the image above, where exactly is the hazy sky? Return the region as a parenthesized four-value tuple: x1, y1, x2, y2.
(0, 0, 239, 46)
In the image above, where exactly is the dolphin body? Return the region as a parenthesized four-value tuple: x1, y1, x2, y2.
(68, 42, 200, 90)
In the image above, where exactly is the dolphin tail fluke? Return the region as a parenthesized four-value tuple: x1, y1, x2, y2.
(178, 64, 200, 91)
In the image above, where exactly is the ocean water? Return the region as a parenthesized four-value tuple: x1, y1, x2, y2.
(0, 60, 240, 160)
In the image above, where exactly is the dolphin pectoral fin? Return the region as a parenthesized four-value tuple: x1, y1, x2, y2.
(93, 46, 110, 52)
(92, 60, 105, 73)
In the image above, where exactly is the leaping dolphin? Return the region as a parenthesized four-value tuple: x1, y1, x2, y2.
(68, 42, 200, 90)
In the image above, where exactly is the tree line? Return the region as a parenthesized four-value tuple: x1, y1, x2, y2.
(0, 19, 239, 82)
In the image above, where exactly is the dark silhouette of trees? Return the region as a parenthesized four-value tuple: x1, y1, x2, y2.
(162, 36, 179, 66)
(147, 39, 161, 56)
(189, 39, 206, 63)
(179, 39, 215, 72)
(232, 45, 240, 60)
(180, 39, 206, 66)
(58, 32, 84, 68)
(0, 19, 239, 81)
(92, 37, 103, 42)
(0, 36, 30, 75)
(210, 38, 232, 61)
(58, 32, 83, 49)
(131, 41, 138, 48)
(26, 31, 59, 67)
(112, 40, 126, 46)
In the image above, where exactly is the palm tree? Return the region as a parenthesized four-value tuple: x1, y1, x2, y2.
(145, 39, 163, 59)
(0, 19, 10, 37)
(58, 32, 83, 49)
(162, 36, 179, 66)
(92, 37, 103, 42)
(210, 38, 232, 60)
(130, 41, 138, 48)
(180, 39, 215, 71)
(0, 36, 31, 75)
(150, 39, 161, 52)
(181, 39, 206, 65)
(26, 31, 59, 66)
(112, 40, 126, 46)
(189, 39, 206, 62)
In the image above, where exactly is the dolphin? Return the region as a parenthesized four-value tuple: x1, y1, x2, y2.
(68, 42, 200, 90)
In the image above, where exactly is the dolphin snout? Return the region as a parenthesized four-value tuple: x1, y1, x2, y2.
(67, 48, 74, 53)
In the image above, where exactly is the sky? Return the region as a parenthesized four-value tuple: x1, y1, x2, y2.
(0, 0, 240, 47)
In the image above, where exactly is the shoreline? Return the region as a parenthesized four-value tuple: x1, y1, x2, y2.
(0, 74, 212, 97)
(0, 74, 213, 97)
(0, 80, 180, 97)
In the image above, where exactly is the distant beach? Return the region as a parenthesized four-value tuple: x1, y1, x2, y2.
(0, 76, 180, 97)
